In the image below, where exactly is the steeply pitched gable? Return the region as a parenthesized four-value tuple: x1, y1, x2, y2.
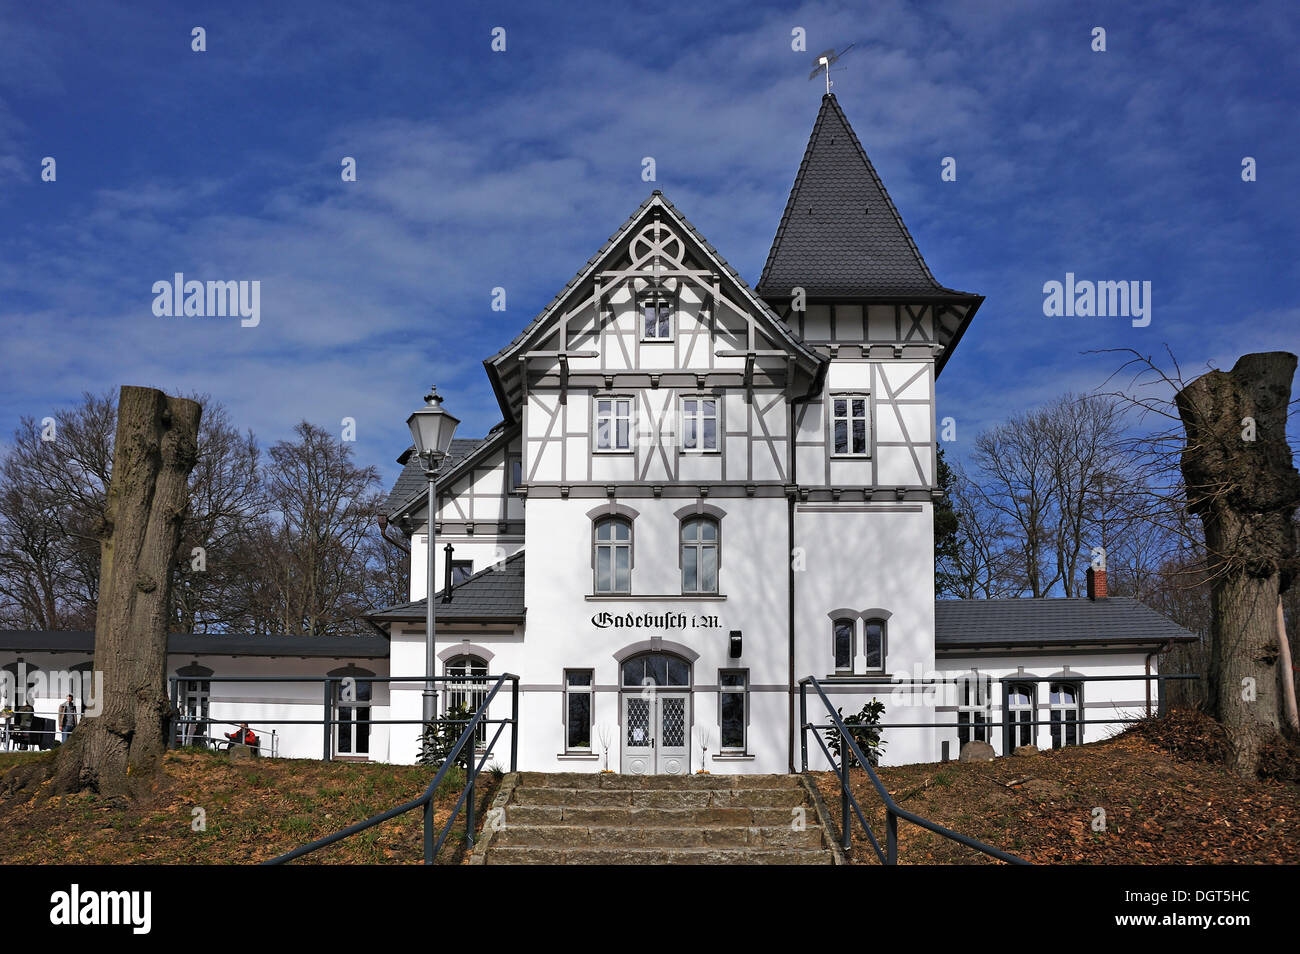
(757, 94, 975, 301)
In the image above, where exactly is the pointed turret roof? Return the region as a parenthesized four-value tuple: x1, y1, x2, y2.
(757, 94, 976, 301)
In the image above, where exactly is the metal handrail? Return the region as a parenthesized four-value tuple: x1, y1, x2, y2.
(800, 675, 1029, 865)
(264, 672, 518, 865)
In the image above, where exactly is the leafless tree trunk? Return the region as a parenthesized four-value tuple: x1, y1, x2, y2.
(52, 387, 200, 797)
(1175, 352, 1300, 778)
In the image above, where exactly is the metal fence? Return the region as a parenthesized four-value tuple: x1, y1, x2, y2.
(165, 673, 518, 765)
(799, 671, 1199, 864)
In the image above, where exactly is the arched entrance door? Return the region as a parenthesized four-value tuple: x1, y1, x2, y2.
(620, 652, 691, 775)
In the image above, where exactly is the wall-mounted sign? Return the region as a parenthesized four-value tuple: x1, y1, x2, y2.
(591, 611, 721, 631)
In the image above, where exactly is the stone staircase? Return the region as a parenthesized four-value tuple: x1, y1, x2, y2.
(472, 771, 841, 864)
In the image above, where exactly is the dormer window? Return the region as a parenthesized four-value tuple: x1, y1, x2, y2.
(641, 295, 673, 340)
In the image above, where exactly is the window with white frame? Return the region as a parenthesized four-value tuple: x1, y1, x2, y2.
(681, 397, 717, 451)
(594, 517, 632, 593)
(450, 560, 474, 585)
(1049, 681, 1083, 749)
(507, 455, 522, 494)
(595, 397, 632, 451)
(564, 670, 593, 751)
(833, 618, 855, 673)
(957, 672, 993, 745)
(830, 394, 869, 456)
(1007, 682, 1036, 750)
(445, 655, 489, 747)
(641, 297, 673, 340)
(680, 516, 719, 594)
(719, 669, 748, 753)
(175, 664, 212, 747)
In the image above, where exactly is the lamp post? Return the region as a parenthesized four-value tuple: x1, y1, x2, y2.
(407, 386, 460, 725)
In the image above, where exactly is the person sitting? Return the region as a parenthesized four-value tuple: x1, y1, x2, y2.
(224, 723, 259, 751)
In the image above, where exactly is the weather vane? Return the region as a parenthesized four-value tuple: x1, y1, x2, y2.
(809, 43, 855, 95)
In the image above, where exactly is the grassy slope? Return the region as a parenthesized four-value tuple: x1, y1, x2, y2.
(812, 714, 1300, 865)
(0, 748, 498, 865)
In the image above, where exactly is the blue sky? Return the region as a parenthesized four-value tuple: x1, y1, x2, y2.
(2, 0, 1297, 486)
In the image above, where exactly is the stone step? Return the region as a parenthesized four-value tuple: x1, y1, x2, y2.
(493, 824, 827, 849)
(483, 846, 834, 865)
(510, 786, 807, 809)
(513, 771, 801, 790)
(503, 804, 805, 827)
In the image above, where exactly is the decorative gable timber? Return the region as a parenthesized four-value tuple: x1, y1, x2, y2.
(484, 192, 826, 423)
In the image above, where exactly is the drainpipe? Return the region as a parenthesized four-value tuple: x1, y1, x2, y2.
(787, 490, 797, 773)
(787, 373, 820, 774)
(377, 514, 410, 555)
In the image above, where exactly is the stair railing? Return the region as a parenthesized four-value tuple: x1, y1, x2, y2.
(799, 675, 1028, 865)
(265, 672, 519, 865)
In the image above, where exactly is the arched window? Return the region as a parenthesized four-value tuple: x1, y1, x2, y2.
(1006, 682, 1036, 750)
(330, 665, 374, 758)
(594, 517, 632, 593)
(680, 517, 718, 594)
(833, 619, 855, 673)
(957, 672, 993, 745)
(1049, 681, 1083, 748)
(445, 655, 489, 747)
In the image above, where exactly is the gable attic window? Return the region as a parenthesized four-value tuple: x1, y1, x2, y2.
(640, 291, 673, 340)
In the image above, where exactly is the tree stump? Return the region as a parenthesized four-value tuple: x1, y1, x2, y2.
(51, 387, 201, 797)
(1175, 352, 1300, 778)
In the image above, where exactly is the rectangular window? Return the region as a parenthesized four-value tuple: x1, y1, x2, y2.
(642, 300, 672, 339)
(681, 397, 718, 451)
(862, 620, 884, 672)
(565, 670, 593, 750)
(719, 670, 748, 752)
(507, 455, 522, 494)
(831, 394, 870, 456)
(450, 560, 474, 585)
(595, 397, 632, 451)
(833, 619, 855, 672)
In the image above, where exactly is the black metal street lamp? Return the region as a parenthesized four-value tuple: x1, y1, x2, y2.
(406, 386, 460, 725)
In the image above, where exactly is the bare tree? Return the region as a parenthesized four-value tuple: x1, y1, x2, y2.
(256, 422, 381, 636)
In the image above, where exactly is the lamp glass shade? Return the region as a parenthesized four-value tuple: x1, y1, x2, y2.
(406, 390, 460, 459)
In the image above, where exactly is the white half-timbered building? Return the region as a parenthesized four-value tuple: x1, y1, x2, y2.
(0, 95, 1196, 769)
(372, 94, 1197, 773)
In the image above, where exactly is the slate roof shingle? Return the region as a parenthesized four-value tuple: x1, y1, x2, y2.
(934, 597, 1199, 650)
(757, 94, 978, 301)
(370, 550, 526, 624)
(382, 437, 492, 517)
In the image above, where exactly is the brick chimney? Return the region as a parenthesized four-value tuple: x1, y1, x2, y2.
(1086, 566, 1108, 600)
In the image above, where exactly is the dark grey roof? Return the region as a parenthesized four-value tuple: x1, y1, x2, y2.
(934, 597, 1199, 650)
(382, 437, 491, 517)
(0, 631, 389, 658)
(757, 94, 978, 301)
(370, 550, 526, 624)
